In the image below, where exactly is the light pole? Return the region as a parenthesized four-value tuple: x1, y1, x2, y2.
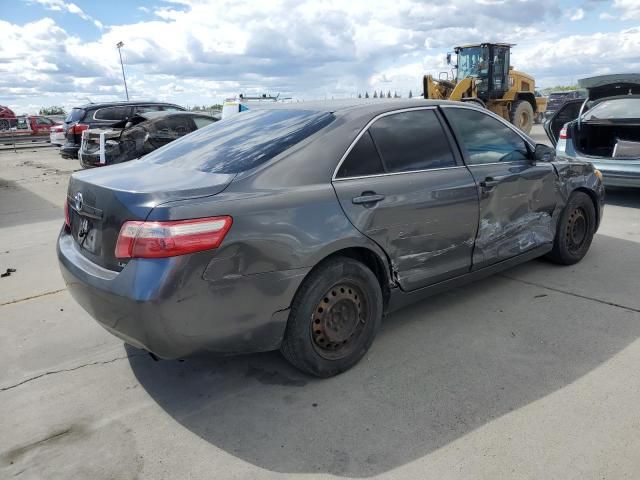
(116, 41, 129, 101)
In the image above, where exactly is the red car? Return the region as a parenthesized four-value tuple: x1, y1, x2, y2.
(0, 110, 60, 139)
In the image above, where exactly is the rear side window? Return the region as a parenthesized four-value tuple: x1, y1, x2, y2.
(444, 108, 529, 165)
(65, 108, 85, 123)
(337, 131, 384, 178)
(193, 116, 217, 129)
(369, 109, 456, 173)
(143, 109, 334, 173)
(134, 105, 163, 114)
(94, 106, 129, 121)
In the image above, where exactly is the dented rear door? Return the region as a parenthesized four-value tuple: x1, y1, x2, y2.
(332, 107, 479, 292)
(442, 106, 558, 269)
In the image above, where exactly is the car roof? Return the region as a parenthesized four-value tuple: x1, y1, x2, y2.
(73, 101, 184, 110)
(242, 98, 460, 117)
(136, 111, 216, 120)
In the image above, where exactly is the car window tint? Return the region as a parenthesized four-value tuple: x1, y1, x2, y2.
(143, 109, 334, 173)
(65, 108, 85, 123)
(445, 108, 529, 164)
(193, 116, 217, 129)
(135, 105, 163, 114)
(94, 106, 129, 121)
(582, 98, 640, 120)
(336, 131, 384, 178)
(368, 109, 456, 173)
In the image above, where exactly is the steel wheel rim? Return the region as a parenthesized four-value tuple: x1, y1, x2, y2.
(310, 282, 368, 360)
(566, 206, 588, 253)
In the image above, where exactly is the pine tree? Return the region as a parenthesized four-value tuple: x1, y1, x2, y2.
(409, 90, 413, 98)
(365, 92, 369, 98)
(373, 91, 378, 98)
(358, 93, 362, 98)
(387, 90, 391, 98)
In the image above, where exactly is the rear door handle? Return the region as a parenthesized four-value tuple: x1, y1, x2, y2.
(479, 176, 502, 191)
(352, 193, 385, 205)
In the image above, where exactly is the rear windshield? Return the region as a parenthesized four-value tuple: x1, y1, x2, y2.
(65, 108, 85, 123)
(582, 98, 640, 121)
(143, 109, 334, 173)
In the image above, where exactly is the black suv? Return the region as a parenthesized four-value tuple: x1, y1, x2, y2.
(60, 101, 186, 159)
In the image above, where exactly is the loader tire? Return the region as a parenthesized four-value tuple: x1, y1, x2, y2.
(510, 100, 534, 134)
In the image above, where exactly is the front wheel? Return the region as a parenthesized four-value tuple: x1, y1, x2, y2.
(510, 100, 534, 134)
(546, 191, 596, 265)
(280, 257, 383, 377)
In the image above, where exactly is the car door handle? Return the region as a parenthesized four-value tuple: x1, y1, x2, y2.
(479, 176, 502, 191)
(352, 193, 385, 205)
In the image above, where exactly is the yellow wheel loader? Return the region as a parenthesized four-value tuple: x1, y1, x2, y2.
(423, 43, 544, 134)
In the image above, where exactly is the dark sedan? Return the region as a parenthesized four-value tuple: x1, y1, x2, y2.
(78, 111, 219, 168)
(57, 100, 604, 377)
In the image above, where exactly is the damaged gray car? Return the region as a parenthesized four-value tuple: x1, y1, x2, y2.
(78, 111, 219, 168)
(58, 100, 604, 377)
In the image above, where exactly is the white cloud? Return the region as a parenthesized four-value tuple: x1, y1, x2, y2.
(614, 0, 640, 20)
(599, 12, 617, 20)
(568, 8, 585, 21)
(2, 0, 639, 112)
(30, 0, 102, 27)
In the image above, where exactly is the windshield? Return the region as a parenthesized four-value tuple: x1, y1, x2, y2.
(457, 46, 488, 80)
(143, 109, 335, 173)
(583, 98, 640, 121)
(65, 108, 85, 123)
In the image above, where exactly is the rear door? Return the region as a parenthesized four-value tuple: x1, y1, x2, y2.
(332, 107, 479, 291)
(544, 99, 584, 146)
(442, 106, 558, 269)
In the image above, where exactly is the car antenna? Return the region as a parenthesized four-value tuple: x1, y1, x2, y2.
(83, 97, 94, 104)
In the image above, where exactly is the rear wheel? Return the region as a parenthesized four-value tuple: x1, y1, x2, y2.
(280, 257, 383, 377)
(510, 100, 534, 134)
(547, 191, 596, 265)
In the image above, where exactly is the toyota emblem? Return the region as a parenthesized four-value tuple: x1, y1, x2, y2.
(74, 192, 83, 212)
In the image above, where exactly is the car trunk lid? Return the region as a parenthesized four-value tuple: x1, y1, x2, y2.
(67, 161, 235, 271)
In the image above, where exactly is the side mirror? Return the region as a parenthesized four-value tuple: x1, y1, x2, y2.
(534, 143, 555, 162)
(446, 53, 452, 65)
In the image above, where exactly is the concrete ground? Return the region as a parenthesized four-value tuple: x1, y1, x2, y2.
(1, 125, 639, 479)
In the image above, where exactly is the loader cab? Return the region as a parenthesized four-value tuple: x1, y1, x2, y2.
(454, 43, 512, 101)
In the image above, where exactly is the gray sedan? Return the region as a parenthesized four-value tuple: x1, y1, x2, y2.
(57, 100, 604, 377)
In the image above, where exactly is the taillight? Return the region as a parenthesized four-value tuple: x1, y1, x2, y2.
(115, 216, 233, 259)
(64, 200, 70, 229)
(71, 123, 88, 135)
(559, 126, 569, 139)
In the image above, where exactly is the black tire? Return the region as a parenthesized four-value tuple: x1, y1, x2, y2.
(546, 191, 596, 265)
(280, 257, 383, 377)
(510, 100, 534, 134)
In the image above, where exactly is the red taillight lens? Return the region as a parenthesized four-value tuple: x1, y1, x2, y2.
(115, 216, 233, 259)
(64, 200, 70, 228)
(71, 123, 88, 135)
(559, 126, 568, 139)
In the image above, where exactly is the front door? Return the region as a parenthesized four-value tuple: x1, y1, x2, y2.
(332, 108, 479, 291)
(442, 106, 558, 269)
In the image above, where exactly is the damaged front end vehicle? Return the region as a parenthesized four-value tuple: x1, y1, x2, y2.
(78, 111, 219, 168)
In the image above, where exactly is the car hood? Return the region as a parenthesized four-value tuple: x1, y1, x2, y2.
(579, 74, 640, 101)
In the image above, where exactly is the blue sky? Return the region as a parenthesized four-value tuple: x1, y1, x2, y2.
(1, 0, 639, 113)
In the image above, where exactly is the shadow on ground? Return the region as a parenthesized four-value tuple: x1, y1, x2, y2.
(0, 178, 62, 228)
(128, 235, 640, 476)
(604, 187, 640, 208)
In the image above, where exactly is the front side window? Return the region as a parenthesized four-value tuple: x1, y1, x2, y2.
(144, 109, 334, 173)
(444, 108, 529, 165)
(368, 109, 456, 173)
(94, 106, 129, 121)
(457, 46, 488, 80)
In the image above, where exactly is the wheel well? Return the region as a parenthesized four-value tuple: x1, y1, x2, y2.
(574, 187, 601, 228)
(308, 247, 392, 308)
(516, 92, 537, 113)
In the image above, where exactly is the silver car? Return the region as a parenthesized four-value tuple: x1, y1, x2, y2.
(545, 74, 640, 187)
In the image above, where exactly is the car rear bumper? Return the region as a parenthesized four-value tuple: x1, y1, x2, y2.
(57, 228, 309, 358)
